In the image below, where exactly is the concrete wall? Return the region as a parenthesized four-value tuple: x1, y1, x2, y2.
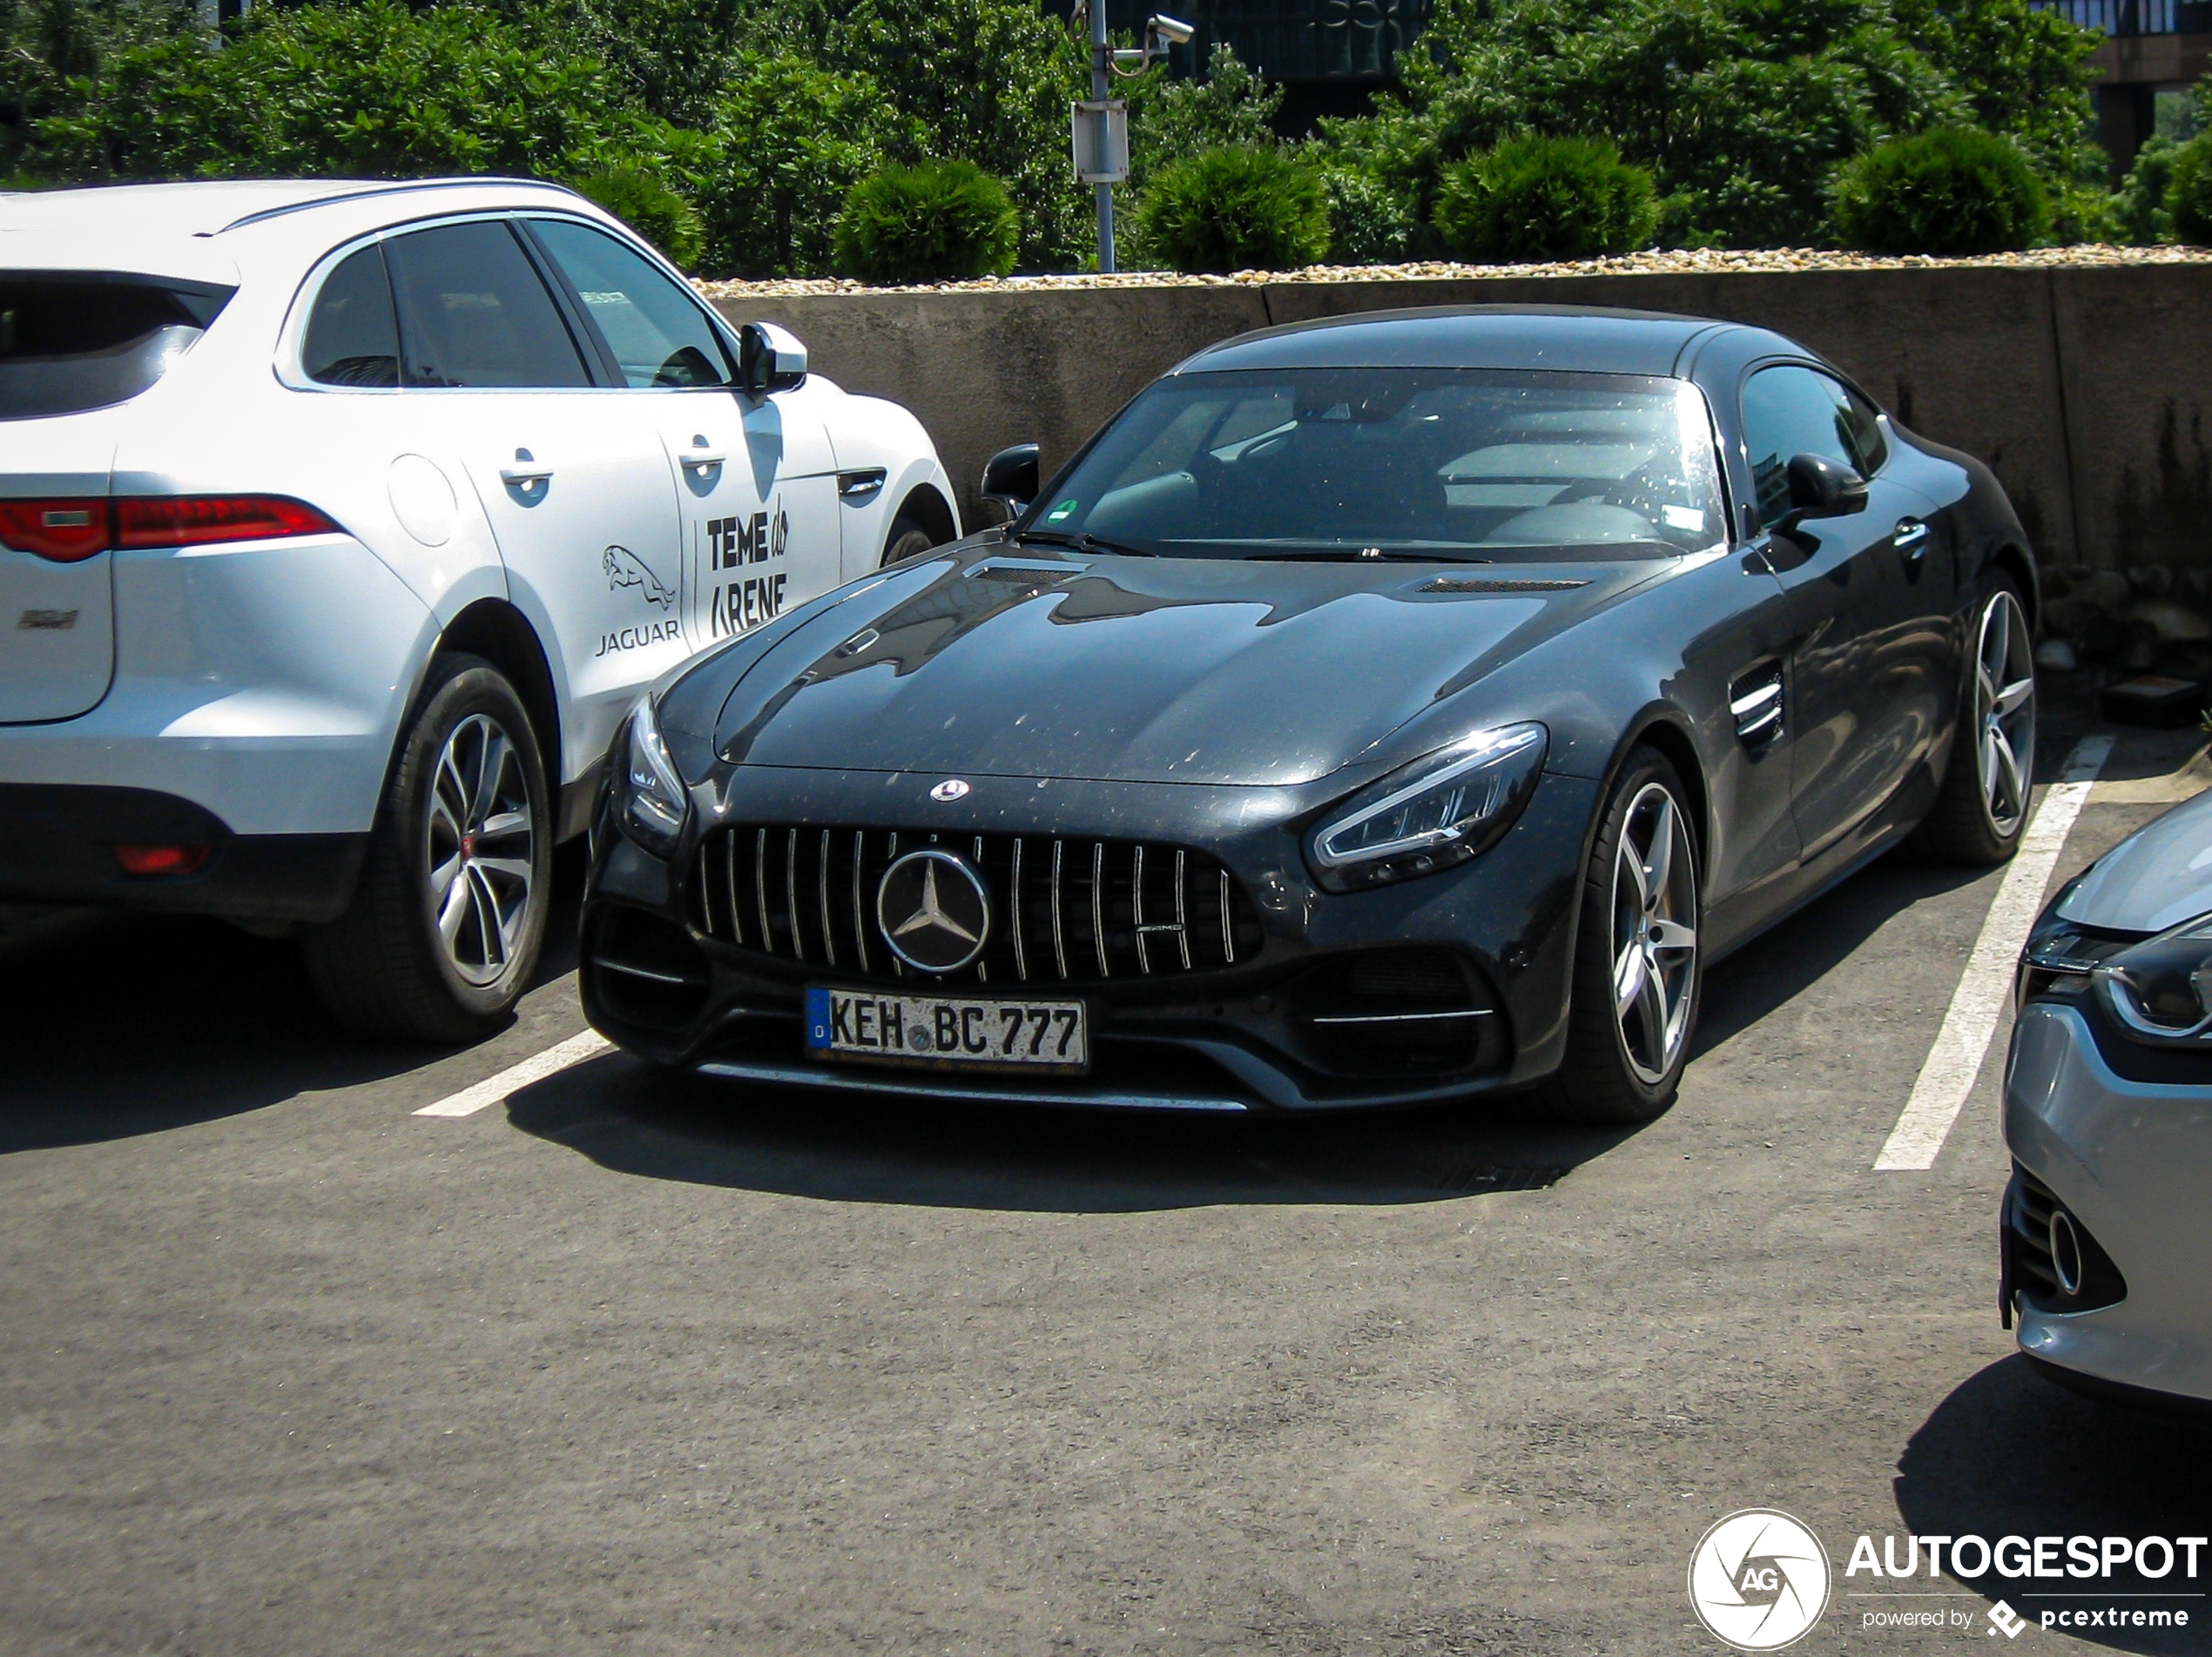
(711, 265, 2212, 570)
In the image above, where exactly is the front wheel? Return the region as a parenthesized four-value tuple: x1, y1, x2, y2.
(1913, 577, 2036, 866)
(879, 511, 940, 568)
(1533, 747, 1702, 1124)
(302, 655, 552, 1042)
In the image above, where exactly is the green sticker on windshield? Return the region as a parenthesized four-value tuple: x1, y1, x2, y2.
(1044, 498, 1078, 522)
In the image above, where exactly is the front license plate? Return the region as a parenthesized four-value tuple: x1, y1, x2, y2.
(805, 987, 1088, 1071)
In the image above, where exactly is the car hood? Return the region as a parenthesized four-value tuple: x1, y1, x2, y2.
(2058, 785, 2212, 933)
(710, 543, 1658, 787)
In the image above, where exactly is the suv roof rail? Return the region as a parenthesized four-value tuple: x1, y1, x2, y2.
(210, 176, 583, 236)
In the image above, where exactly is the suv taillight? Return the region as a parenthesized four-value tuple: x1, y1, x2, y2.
(0, 495, 340, 562)
(0, 499, 108, 562)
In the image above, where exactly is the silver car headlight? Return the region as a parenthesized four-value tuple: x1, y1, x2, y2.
(2093, 909, 2212, 1043)
(1305, 723, 1547, 892)
(617, 695, 691, 859)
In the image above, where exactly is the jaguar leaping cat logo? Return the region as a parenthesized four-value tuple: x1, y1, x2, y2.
(604, 545, 676, 610)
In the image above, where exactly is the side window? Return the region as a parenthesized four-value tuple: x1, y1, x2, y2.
(526, 219, 733, 388)
(1741, 365, 1876, 530)
(302, 245, 400, 388)
(381, 220, 592, 389)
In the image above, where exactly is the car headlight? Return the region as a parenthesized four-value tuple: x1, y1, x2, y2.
(2093, 909, 2212, 1043)
(617, 695, 691, 859)
(1305, 723, 1547, 892)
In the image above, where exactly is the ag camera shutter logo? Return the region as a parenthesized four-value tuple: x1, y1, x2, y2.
(1689, 1509, 1832, 1650)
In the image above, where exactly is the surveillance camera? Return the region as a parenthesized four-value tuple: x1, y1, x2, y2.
(1147, 12, 1195, 44)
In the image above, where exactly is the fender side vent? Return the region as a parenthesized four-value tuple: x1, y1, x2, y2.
(1730, 663, 1784, 750)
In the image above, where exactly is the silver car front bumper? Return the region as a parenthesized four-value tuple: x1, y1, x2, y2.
(2004, 1000, 2212, 1407)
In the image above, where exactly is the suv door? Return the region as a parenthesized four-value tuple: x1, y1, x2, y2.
(519, 218, 843, 653)
(380, 218, 682, 788)
(1741, 363, 1951, 861)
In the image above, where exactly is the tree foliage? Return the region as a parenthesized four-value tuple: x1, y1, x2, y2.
(2170, 131, 2212, 247)
(1316, 0, 2102, 249)
(30, 0, 637, 181)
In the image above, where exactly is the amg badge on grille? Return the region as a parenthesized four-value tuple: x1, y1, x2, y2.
(876, 849, 991, 973)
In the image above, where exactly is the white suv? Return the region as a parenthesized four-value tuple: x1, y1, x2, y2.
(0, 178, 958, 1038)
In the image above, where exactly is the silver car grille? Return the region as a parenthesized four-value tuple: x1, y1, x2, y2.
(687, 825, 1266, 984)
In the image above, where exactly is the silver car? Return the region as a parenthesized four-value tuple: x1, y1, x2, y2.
(2006, 787, 2212, 1414)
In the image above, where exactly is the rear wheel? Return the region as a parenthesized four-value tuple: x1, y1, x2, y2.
(1534, 747, 1702, 1124)
(1913, 577, 2035, 866)
(303, 655, 551, 1042)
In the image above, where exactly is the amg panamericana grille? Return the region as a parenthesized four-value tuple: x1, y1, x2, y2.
(688, 825, 1266, 985)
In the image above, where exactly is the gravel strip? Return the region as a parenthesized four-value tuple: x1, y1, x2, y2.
(697, 242, 2212, 300)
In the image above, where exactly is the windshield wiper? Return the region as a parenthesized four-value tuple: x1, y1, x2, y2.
(1014, 529, 1156, 557)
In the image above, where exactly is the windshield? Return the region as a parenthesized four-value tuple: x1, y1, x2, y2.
(0, 273, 233, 421)
(1025, 367, 1729, 562)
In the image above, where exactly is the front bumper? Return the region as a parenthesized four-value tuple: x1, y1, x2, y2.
(581, 765, 1600, 1112)
(2003, 999, 2212, 1409)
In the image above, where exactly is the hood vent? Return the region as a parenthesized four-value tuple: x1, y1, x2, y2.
(1419, 576, 1589, 594)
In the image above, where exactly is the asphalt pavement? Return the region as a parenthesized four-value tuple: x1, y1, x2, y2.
(4, 719, 2209, 1657)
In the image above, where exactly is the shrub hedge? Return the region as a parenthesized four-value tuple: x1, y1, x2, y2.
(1136, 145, 1330, 273)
(1830, 126, 2051, 254)
(1433, 135, 1656, 262)
(2169, 132, 2212, 246)
(832, 159, 1019, 283)
(576, 166, 705, 269)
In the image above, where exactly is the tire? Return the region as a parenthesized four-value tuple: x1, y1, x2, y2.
(1532, 746, 1702, 1124)
(880, 511, 939, 568)
(302, 654, 552, 1042)
(1912, 576, 2036, 866)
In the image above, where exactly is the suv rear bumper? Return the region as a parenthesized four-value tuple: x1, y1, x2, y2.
(0, 784, 365, 923)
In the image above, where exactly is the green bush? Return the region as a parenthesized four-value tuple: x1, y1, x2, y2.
(685, 52, 911, 279)
(2114, 136, 2180, 244)
(1830, 126, 2050, 253)
(832, 159, 1018, 284)
(575, 165, 705, 269)
(1433, 135, 1656, 262)
(2169, 131, 2212, 246)
(1136, 145, 1330, 273)
(1317, 164, 1417, 265)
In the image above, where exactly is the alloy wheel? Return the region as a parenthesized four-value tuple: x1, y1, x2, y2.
(1611, 782, 1699, 1087)
(1974, 589, 2037, 839)
(424, 712, 536, 987)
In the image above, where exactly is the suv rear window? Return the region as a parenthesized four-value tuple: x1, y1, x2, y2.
(0, 273, 233, 420)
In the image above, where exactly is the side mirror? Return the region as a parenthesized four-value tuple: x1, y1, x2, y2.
(1777, 452, 1868, 537)
(980, 442, 1040, 524)
(736, 321, 807, 394)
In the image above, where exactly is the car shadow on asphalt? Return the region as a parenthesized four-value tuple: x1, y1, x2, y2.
(504, 1052, 1642, 1214)
(0, 850, 588, 1155)
(1691, 848, 1994, 1058)
(1894, 1355, 2212, 1654)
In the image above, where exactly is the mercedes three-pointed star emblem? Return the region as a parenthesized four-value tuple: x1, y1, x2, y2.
(875, 848, 991, 973)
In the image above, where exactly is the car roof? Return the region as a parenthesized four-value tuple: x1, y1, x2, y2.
(0, 177, 590, 284)
(1176, 305, 1742, 378)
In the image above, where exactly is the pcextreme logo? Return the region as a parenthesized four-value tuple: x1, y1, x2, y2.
(1689, 1510, 1832, 1650)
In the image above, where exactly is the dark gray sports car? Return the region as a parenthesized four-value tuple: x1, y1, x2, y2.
(581, 306, 2038, 1121)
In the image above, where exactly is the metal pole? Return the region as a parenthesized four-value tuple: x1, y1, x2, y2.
(1090, 0, 1116, 273)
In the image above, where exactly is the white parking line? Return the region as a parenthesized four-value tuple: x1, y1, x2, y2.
(1873, 734, 2115, 1171)
(414, 1028, 612, 1118)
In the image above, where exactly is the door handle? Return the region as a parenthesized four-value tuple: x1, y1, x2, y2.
(499, 464, 554, 495)
(1893, 518, 1930, 559)
(683, 451, 727, 475)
